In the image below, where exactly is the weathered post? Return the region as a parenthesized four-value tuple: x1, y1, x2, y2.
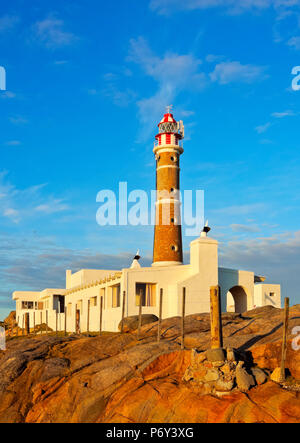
(280, 297, 290, 383)
(76, 310, 80, 334)
(157, 288, 163, 343)
(22, 315, 24, 336)
(210, 286, 223, 349)
(64, 309, 67, 336)
(55, 311, 58, 336)
(46, 311, 49, 335)
(138, 290, 143, 340)
(40, 311, 43, 335)
(121, 291, 126, 334)
(33, 311, 36, 336)
(99, 296, 103, 336)
(25, 313, 30, 336)
(87, 299, 90, 335)
(181, 287, 186, 350)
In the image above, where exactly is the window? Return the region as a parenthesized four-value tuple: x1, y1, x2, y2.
(21, 301, 34, 310)
(135, 283, 156, 307)
(159, 122, 177, 133)
(270, 292, 275, 297)
(112, 285, 121, 308)
(90, 296, 97, 307)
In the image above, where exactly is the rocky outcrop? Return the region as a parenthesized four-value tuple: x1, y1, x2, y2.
(118, 314, 158, 333)
(0, 305, 299, 423)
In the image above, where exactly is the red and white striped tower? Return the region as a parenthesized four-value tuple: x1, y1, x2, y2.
(152, 107, 184, 266)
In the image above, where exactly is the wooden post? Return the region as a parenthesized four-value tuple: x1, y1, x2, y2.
(138, 290, 143, 340)
(99, 296, 103, 336)
(25, 313, 30, 336)
(46, 311, 48, 336)
(210, 286, 223, 349)
(157, 289, 163, 343)
(22, 315, 24, 336)
(121, 291, 126, 333)
(40, 311, 43, 335)
(280, 297, 290, 383)
(181, 287, 186, 350)
(33, 311, 36, 336)
(55, 311, 58, 336)
(87, 299, 90, 335)
(64, 309, 67, 336)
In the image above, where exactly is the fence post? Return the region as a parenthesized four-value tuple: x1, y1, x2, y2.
(210, 286, 223, 349)
(46, 311, 48, 335)
(121, 291, 126, 333)
(181, 287, 186, 350)
(99, 296, 103, 336)
(280, 297, 290, 383)
(138, 290, 143, 340)
(87, 299, 90, 335)
(64, 309, 67, 336)
(40, 312, 43, 335)
(33, 311, 36, 336)
(157, 289, 163, 343)
(22, 314, 24, 336)
(25, 313, 30, 336)
(56, 311, 58, 336)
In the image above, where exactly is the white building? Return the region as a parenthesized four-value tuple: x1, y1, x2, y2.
(13, 110, 281, 333)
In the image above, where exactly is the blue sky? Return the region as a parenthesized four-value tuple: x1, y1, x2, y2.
(0, 0, 300, 319)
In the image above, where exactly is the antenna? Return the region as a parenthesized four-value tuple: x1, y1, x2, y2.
(179, 120, 185, 138)
(166, 104, 173, 114)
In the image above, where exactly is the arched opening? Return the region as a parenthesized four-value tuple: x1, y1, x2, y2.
(226, 286, 248, 313)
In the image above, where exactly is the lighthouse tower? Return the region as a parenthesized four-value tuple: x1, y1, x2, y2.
(152, 107, 184, 267)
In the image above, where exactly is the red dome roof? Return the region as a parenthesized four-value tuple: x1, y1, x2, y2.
(158, 113, 177, 126)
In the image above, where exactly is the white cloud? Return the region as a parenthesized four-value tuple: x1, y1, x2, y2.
(150, 0, 275, 15)
(0, 173, 69, 224)
(4, 140, 21, 146)
(288, 36, 300, 50)
(0, 15, 19, 33)
(9, 116, 29, 125)
(127, 37, 206, 138)
(271, 110, 296, 118)
(0, 91, 16, 99)
(210, 61, 267, 84)
(213, 203, 266, 216)
(33, 17, 77, 49)
(255, 122, 272, 133)
(231, 223, 261, 233)
(3, 208, 20, 223)
(35, 199, 69, 214)
(219, 230, 300, 305)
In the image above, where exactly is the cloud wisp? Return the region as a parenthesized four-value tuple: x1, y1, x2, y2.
(33, 16, 77, 49)
(0, 172, 69, 224)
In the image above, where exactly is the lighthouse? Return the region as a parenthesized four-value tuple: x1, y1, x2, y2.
(152, 107, 184, 267)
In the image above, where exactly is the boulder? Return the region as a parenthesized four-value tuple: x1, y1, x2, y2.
(204, 368, 219, 382)
(236, 367, 255, 392)
(4, 311, 16, 327)
(118, 314, 158, 333)
(252, 367, 268, 385)
(206, 348, 226, 363)
(270, 367, 282, 383)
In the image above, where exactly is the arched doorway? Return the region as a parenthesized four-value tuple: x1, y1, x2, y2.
(226, 286, 248, 313)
